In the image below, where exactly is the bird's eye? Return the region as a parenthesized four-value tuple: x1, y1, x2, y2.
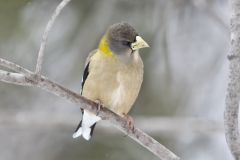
(122, 41, 131, 47)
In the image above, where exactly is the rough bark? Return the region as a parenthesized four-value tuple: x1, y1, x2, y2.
(224, 0, 240, 159)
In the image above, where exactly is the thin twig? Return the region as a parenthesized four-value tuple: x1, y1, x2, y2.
(0, 58, 33, 77)
(0, 70, 32, 86)
(35, 0, 72, 76)
(224, 0, 240, 159)
(0, 58, 180, 160)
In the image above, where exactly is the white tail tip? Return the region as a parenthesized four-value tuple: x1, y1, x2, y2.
(72, 127, 91, 141)
(72, 128, 82, 139)
(82, 127, 91, 140)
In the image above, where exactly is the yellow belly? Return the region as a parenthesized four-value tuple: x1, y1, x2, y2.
(82, 50, 143, 116)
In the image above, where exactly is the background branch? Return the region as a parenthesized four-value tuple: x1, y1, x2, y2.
(224, 0, 240, 159)
(0, 112, 223, 134)
(35, 0, 72, 75)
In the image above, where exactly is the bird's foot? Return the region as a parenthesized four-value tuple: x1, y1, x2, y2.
(95, 99, 103, 116)
(123, 113, 135, 133)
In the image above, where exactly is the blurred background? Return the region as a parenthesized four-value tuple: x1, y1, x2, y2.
(0, 0, 231, 159)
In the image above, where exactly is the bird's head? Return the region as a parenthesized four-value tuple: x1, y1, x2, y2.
(99, 22, 149, 64)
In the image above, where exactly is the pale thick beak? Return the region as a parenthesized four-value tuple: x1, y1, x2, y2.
(131, 36, 150, 50)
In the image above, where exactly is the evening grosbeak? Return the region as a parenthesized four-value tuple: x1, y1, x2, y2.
(73, 22, 149, 140)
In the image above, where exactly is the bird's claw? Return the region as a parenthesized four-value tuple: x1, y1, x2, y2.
(123, 114, 135, 133)
(96, 99, 103, 116)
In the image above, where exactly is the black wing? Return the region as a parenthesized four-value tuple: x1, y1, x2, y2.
(81, 62, 90, 95)
(80, 50, 97, 95)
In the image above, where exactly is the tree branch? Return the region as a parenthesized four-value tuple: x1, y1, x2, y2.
(0, 58, 179, 160)
(224, 0, 240, 159)
(35, 0, 71, 76)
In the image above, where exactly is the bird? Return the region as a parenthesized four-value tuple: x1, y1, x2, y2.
(72, 22, 149, 140)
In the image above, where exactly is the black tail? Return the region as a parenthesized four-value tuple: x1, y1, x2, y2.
(74, 120, 82, 132)
(90, 122, 97, 137)
(74, 109, 84, 132)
